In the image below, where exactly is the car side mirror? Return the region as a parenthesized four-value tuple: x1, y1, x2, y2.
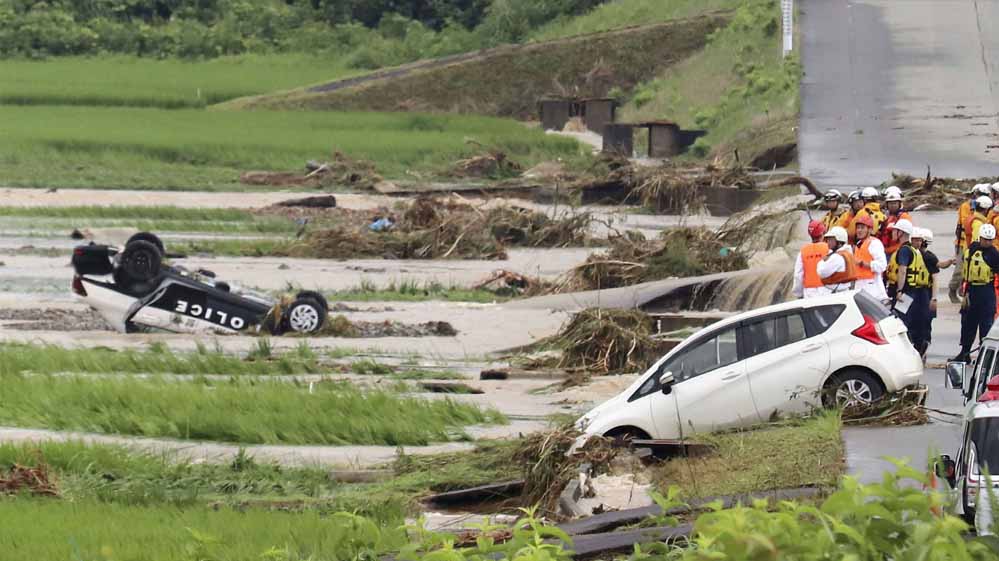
(934, 454, 957, 487)
(946, 361, 966, 391)
(659, 371, 674, 395)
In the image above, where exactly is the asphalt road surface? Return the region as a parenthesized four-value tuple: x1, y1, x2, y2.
(800, 0, 999, 189)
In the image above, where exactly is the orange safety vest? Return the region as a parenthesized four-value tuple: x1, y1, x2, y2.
(801, 242, 828, 289)
(854, 237, 876, 280)
(881, 210, 912, 256)
(964, 211, 989, 248)
(823, 248, 858, 286)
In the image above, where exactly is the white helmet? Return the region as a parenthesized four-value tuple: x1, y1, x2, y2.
(991, 182, 999, 195)
(847, 190, 862, 203)
(861, 187, 880, 200)
(912, 227, 929, 241)
(975, 184, 993, 196)
(918, 227, 933, 243)
(977, 195, 994, 210)
(981, 224, 997, 241)
(825, 226, 849, 244)
(823, 189, 843, 202)
(889, 218, 914, 236)
(884, 186, 903, 202)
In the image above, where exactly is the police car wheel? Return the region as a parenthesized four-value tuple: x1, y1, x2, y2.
(284, 298, 326, 334)
(119, 240, 162, 283)
(295, 291, 329, 315)
(824, 369, 884, 409)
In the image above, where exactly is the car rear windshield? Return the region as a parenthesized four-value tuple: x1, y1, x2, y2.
(971, 417, 999, 474)
(854, 291, 891, 321)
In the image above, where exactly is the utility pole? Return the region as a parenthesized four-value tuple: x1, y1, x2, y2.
(782, 0, 794, 58)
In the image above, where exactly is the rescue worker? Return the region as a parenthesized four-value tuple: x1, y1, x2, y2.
(849, 187, 886, 243)
(953, 224, 999, 363)
(838, 191, 865, 237)
(989, 182, 999, 230)
(792, 220, 830, 299)
(817, 226, 857, 293)
(852, 214, 888, 301)
(819, 190, 844, 231)
(912, 228, 954, 356)
(880, 186, 912, 257)
(951, 185, 985, 302)
(887, 219, 932, 355)
(963, 195, 993, 250)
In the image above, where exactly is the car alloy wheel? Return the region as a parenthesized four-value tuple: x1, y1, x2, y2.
(288, 303, 321, 333)
(835, 379, 874, 408)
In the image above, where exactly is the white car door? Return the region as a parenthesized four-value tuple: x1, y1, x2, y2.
(743, 309, 831, 418)
(650, 324, 760, 438)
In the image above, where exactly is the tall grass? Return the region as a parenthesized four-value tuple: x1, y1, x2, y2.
(0, 343, 320, 376)
(0, 54, 355, 109)
(0, 106, 585, 189)
(331, 279, 505, 303)
(0, 499, 405, 561)
(530, 0, 739, 41)
(0, 373, 503, 445)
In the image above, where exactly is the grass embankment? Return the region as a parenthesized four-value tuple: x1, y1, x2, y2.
(0, 108, 585, 190)
(0, 373, 502, 445)
(0, 205, 297, 234)
(654, 414, 843, 499)
(222, 14, 729, 118)
(530, 0, 738, 41)
(0, 54, 355, 109)
(618, 0, 799, 163)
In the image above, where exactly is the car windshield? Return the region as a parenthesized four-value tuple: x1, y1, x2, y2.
(970, 416, 999, 476)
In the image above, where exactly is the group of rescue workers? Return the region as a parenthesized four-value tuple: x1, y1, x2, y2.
(793, 182, 999, 363)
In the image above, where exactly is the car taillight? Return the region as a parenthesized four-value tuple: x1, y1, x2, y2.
(71, 275, 87, 296)
(980, 375, 999, 402)
(851, 314, 887, 345)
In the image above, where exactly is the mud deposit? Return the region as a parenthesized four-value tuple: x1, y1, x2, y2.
(0, 308, 111, 331)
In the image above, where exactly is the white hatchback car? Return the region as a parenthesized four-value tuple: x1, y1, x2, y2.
(577, 291, 924, 441)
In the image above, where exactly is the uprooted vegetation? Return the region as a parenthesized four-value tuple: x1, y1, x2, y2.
(887, 170, 999, 209)
(557, 228, 748, 292)
(538, 308, 667, 376)
(280, 197, 595, 260)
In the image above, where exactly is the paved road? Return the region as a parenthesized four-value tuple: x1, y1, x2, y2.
(800, 0, 999, 189)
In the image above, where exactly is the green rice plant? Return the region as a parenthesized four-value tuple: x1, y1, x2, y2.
(0, 54, 356, 109)
(0, 106, 586, 190)
(0, 374, 504, 445)
(330, 280, 506, 303)
(0, 500, 406, 561)
(0, 342, 320, 376)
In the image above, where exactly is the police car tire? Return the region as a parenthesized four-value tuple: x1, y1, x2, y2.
(283, 297, 327, 334)
(295, 291, 329, 315)
(119, 240, 163, 283)
(126, 232, 165, 255)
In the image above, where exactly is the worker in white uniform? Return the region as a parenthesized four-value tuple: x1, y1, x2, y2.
(817, 226, 858, 293)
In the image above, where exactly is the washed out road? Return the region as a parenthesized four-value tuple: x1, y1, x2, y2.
(800, 0, 999, 189)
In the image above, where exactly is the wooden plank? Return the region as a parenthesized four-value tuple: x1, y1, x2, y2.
(424, 480, 525, 507)
(559, 486, 824, 536)
(567, 524, 693, 558)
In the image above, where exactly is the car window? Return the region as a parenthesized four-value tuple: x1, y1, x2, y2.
(977, 349, 997, 398)
(969, 417, 999, 476)
(803, 305, 846, 336)
(776, 313, 807, 347)
(854, 291, 890, 321)
(663, 327, 740, 383)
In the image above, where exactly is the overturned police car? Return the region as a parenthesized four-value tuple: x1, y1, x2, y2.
(71, 232, 327, 336)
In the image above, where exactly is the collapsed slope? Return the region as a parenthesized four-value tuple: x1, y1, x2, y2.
(220, 13, 731, 118)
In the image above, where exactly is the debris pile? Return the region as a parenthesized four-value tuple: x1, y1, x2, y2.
(288, 197, 593, 260)
(887, 170, 999, 209)
(449, 150, 522, 179)
(0, 463, 59, 497)
(558, 228, 747, 291)
(474, 270, 551, 297)
(513, 424, 617, 517)
(841, 387, 930, 427)
(240, 152, 382, 189)
(548, 308, 662, 375)
(311, 314, 458, 338)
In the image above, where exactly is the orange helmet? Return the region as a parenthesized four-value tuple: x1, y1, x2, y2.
(854, 215, 874, 229)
